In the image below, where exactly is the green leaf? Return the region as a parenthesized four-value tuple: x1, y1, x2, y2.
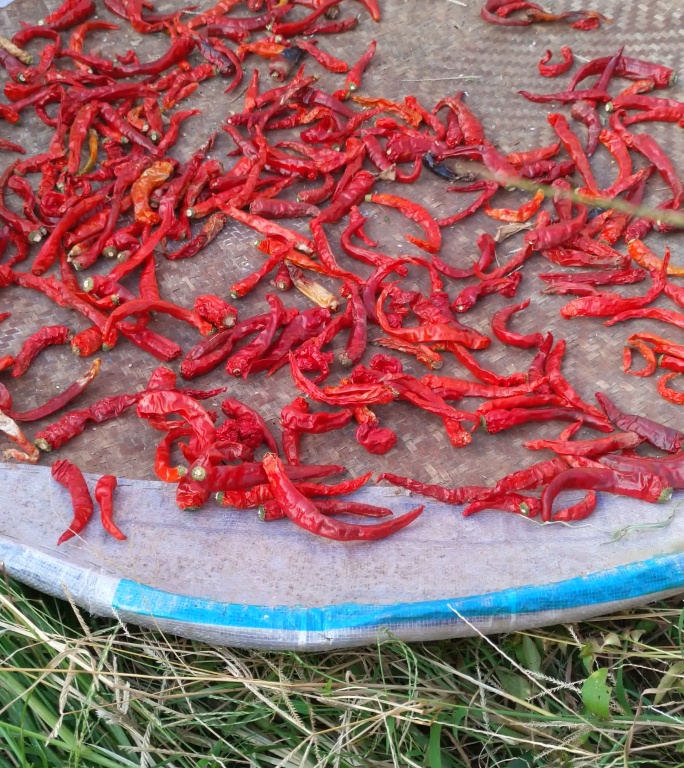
(654, 660, 684, 705)
(579, 643, 595, 674)
(582, 668, 613, 719)
(521, 635, 542, 673)
(614, 664, 634, 717)
(428, 723, 442, 768)
(497, 668, 531, 701)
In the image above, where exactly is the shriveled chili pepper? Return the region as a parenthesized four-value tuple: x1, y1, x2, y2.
(541, 467, 672, 523)
(463, 493, 542, 519)
(657, 372, 684, 405)
(11, 325, 72, 377)
(218, 472, 373, 509)
(52, 458, 94, 546)
(482, 406, 612, 435)
(451, 272, 522, 314)
(525, 430, 643, 458)
(94, 474, 125, 540)
(485, 190, 544, 223)
(0, 412, 39, 463)
(260, 498, 392, 521)
(623, 339, 657, 377)
(222, 397, 279, 456)
(366, 192, 441, 254)
(538, 46, 573, 77)
(262, 453, 421, 542)
(545, 339, 607, 421)
(4, 358, 101, 423)
(595, 392, 683, 452)
(131, 161, 175, 225)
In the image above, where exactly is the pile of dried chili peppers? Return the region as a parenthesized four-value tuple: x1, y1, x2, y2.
(1, 0, 684, 544)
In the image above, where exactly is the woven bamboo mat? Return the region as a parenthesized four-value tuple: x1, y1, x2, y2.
(1, 0, 684, 494)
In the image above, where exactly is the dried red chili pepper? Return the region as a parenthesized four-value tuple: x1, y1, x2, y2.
(595, 392, 683, 452)
(541, 467, 672, 523)
(482, 406, 612, 435)
(656, 372, 684, 405)
(262, 453, 422, 541)
(260, 498, 392, 522)
(463, 493, 542, 519)
(94, 474, 125, 540)
(525, 431, 643, 458)
(0, 412, 39, 463)
(52, 458, 94, 546)
(4, 358, 101, 423)
(623, 339, 657, 378)
(11, 325, 72, 377)
(538, 46, 573, 77)
(491, 300, 544, 349)
(366, 192, 441, 254)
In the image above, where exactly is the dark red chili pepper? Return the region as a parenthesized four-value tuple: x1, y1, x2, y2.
(193, 295, 237, 329)
(52, 458, 94, 546)
(595, 392, 682, 452)
(94, 474, 125, 540)
(541, 467, 672, 523)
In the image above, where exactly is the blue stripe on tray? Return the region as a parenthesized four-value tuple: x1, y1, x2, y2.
(112, 553, 684, 633)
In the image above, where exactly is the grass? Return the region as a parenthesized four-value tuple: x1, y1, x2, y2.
(1, 574, 684, 767)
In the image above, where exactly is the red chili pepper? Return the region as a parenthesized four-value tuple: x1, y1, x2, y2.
(657, 372, 684, 405)
(4, 358, 101, 423)
(541, 467, 672, 523)
(490, 300, 544, 349)
(451, 273, 522, 314)
(365, 192, 441, 254)
(481, 406, 612, 435)
(464, 493, 542, 519)
(595, 392, 683, 452)
(561, 254, 667, 319)
(94, 474, 125, 540)
(262, 453, 422, 541)
(11, 325, 71, 377)
(525, 431, 644, 458)
(538, 46, 573, 77)
(623, 339, 657, 378)
(52, 458, 94, 546)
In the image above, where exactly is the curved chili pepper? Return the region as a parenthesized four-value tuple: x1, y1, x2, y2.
(262, 453, 422, 541)
(52, 458, 94, 546)
(94, 474, 125, 540)
(4, 358, 101, 422)
(623, 339, 657, 377)
(11, 325, 72, 377)
(366, 192, 441, 254)
(463, 493, 542, 519)
(541, 467, 672, 523)
(491, 300, 544, 349)
(538, 46, 573, 77)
